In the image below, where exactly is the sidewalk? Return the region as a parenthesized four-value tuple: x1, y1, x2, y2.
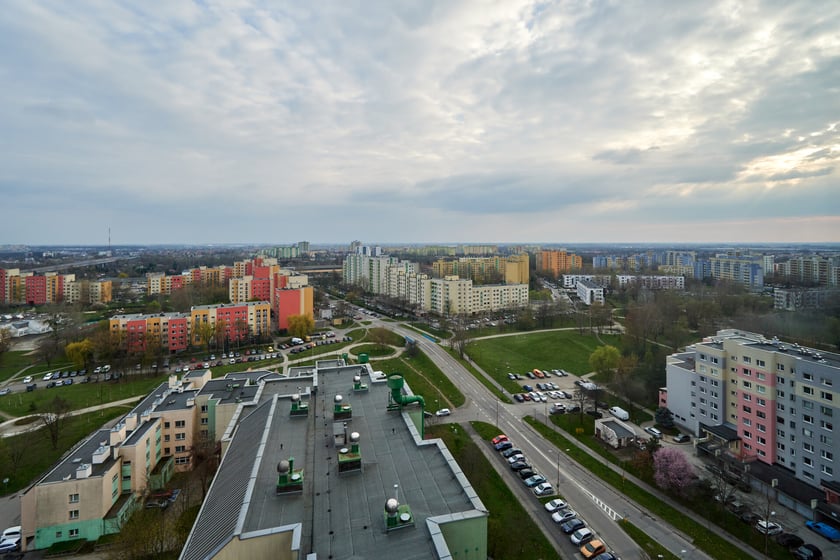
(0, 396, 143, 438)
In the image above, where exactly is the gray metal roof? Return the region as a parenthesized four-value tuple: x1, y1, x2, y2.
(42, 429, 117, 484)
(180, 365, 486, 560)
(123, 417, 158, 446)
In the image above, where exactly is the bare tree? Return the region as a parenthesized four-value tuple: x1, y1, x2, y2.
(449, 315, 471, 359)
(40, 396, 72, 449)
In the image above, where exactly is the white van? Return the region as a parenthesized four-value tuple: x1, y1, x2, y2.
(608, 406, 629, 421)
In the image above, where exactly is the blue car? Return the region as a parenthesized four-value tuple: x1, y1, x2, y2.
(806, 520, 840, 542)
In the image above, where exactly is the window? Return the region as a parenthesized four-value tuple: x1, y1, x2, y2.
(822, 377, 833, 387)
(803, 400, 814, 409)
(201, 405, 208, 412)
(777, 429, 786, 438)
(175, 420, 186, 428)
(804, 471, 814, 480)
(175, 456, 191, 465)
(820, 434, 832, 445)
(743, 406, 752, 413)
(804, 442, 814, 452)
(69, 493, 79, 503)
(821, 420, 833, 431)
(56, 531, 62, 539)
(164, 447, 170, 454)
(744, 418, 752, 426)
(175, 433, 185, 440)
(743, 431, 752, 439)
(757, 385, 766, 394)
(757, 372, 766, 381)
(743, 393, 752, 401)
(756, 359, 765, 367)
(803, 386, 815, 395)
(823, 465, 834, 475)
(69, 510, 79, 520)
(777, 364, 785, 372)
(175, 445, 186, 453)
(757, 410, 766, 419)
(757, 436, 766, 445)
(804, 414, 814, 424)
(821, 406, 833, 417)
(777, 442, 786, 451)
(821, 450, 834, 461)
(777, 403, 785, 411)
(778, 390, 785, 398)
(200, 417, 208, 425)
(757, 398, 766, 406)
(743, 381, 752, 389)
(757, 424, 766, 432)
(69, 529, 79, 538)
(164, 435, 170, 442)
(821, 391, 833, 401)
(804, 457, 813, 467)
(164, 422, 170, 429)
(743, 356, 751, 364)
(711, 379, 719, 387)
(804, 373, 814, 381)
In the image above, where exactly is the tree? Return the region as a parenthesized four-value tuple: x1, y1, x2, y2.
(655, 407, 675, 429)
(287, 314, 314, 339)
(449, 315, 471, 359)
(653, 447, 696, 495)
(65, 339, 94, 370)
(571, 389, 591, 422)
(588, 345, 620, 378)
(40, 396, 72, 449)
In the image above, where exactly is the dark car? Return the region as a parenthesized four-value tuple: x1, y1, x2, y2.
(585, 409, 603, 418)
(568, 405, 581, 413)
(561, 518, 585, 534)
(522, 384, 534, 392)
(495, 441, 513, 452)
(509, 461, 530, 472)
(514, 394, 524, 403)
(739, 511, 760, 524)
(777, 533, 805, 548)
(526, 371, 536, 379)
(518, 468, 536, 479)
(501, 448, 522, 458)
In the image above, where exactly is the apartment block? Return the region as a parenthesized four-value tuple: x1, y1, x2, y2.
(537, 249, 582, 277)
(615, 275, 685, 290)
(664, 329, 839, 505)
(274, 286, 314, 331)
(708, 254, 764, 288)
(576, 280, 605, 305)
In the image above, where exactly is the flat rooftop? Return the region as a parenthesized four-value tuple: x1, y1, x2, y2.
(42, 429, 116, 484)
(181, 364, 485, 560)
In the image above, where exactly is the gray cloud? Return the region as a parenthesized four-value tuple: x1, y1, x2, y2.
(0, 0, 838, 244)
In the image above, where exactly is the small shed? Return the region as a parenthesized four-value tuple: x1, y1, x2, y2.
(595, 417, 637, 449)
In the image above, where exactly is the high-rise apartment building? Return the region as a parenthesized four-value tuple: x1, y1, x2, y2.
(537, 249, 582, 277)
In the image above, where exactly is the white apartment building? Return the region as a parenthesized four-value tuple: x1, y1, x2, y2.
(576, 280, 605, 305)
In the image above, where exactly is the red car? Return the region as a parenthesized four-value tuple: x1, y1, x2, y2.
(491, 435, 508, 445)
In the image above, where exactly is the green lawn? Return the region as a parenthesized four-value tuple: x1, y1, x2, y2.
(0, 351, 73, 383)
(372, 350, 465, 408)
(350, 344, 396, 357)
(467, 330, 620, 394)
(0, 407, 128, 493)
(429, 422, 557, 560)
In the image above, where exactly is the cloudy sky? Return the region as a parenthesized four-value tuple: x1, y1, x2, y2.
(1, 1, 838, 245)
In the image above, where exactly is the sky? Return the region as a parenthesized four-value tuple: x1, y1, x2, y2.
(1, 1, 839, 246)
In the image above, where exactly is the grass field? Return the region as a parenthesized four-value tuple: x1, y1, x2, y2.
(349, 343, 396, 357)
(467, 330, 620, 394)
(373, 349, 465, 408)
(429, 422, 557, 560)
(0, 406, 128, 493)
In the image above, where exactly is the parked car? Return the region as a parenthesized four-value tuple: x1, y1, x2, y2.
(544, 499, 567, 513)
(509, 461, 530, 472)
(806, 521, 840, 542)
(491, 435, 508, 445)
(776, 533, 805, 548)
(756, 520, 784, 535)
(793, 543, 823, 560)
(0, 389, 10, 396)
(581, 539, 607, 558)
(22, 376, 32, 384)
(501, 448, 522, 459)
(644, 426, 663, 439)
(43, 372, 53, 380)
(517, 468, 535, 479)
(0, 535, 20, 553)
(673, 433, 691, 443)
(514, 394, 525, 402)
(592, 553, 618, 560)
(739, 510, 760, 524)
(570, 527, 594, 545)
(533, 482, 554, 496)
(495, 441, 513, 452)
(506, 454, 525, 465)
(524, 474, 546, 488)
(552, 509, 577, 523)
(435, 408, 451, 417)
(561, 518, 586, 534)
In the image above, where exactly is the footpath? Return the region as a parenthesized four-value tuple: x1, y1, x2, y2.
(0, 396, 143, 438)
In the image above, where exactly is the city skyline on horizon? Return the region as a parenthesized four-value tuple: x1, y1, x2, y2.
(1, 1, 838, 245)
